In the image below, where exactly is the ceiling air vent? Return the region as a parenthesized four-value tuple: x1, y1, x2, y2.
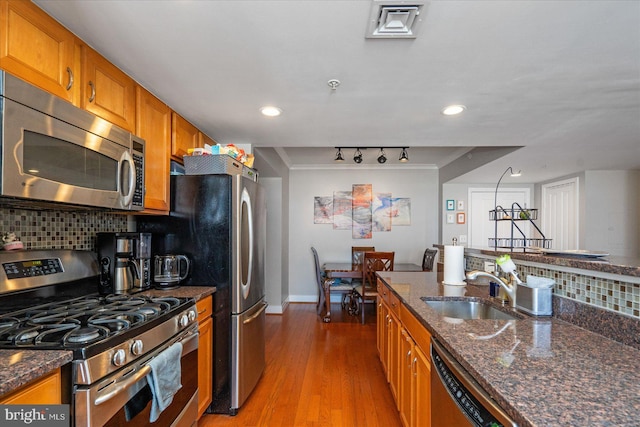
(366, 0, 426, 39)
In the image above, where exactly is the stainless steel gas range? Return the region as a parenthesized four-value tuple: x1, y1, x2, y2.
(0, 250, 199, 427)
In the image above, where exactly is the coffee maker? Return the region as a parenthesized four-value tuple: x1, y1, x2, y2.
(97, 232, 152, 294)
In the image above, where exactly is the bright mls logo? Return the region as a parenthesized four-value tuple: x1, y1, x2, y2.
(1, 405, 69, 426)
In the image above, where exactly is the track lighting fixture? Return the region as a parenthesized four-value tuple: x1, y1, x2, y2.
(399, 147, 409, 162)
(333, 147, 409, 164)
(353, 148, 363, 163)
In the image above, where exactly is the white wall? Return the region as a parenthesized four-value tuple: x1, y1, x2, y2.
(288, 168, 439, 302)
(584, 170, 640, 257)
(262, 177, 285, 313)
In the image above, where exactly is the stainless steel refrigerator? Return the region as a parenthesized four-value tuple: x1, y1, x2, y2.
(137, 172, 266, 415)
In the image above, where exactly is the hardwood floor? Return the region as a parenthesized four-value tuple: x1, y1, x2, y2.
(199, 302, 402, 427)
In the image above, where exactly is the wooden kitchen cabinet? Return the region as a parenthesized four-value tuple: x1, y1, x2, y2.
(387, 292, 401, 406)
(196, 296, 213, 418)
(172, 112, 200, 161)
(82, 45, 136, 132)
(377, 295, 388, 374)
(199, 132, 217, 148)
(0, 0, 79, 104)
(0, 368, 61, 404)
(377, 279, 401, 406)
(378, 280, 431, 427)
(136, 86, 171, 213)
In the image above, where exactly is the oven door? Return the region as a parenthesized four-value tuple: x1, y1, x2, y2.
(74, 325, 198, 427)
(0, 73, 142, 211)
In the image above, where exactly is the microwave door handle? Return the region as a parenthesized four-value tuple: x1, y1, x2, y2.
(119, 151, 136, 207)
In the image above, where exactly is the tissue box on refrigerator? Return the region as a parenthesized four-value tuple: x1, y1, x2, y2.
(516, 282, 553, 316)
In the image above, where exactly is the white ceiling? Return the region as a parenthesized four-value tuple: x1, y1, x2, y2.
(34, 0, 640, 183)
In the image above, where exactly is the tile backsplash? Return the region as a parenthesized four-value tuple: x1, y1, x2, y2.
(0, 207, 129, 251)
(466, 254, 640, 319)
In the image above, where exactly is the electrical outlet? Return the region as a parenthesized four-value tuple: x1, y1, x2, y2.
(459, 234, 467, 243)
(484, 261, 495, 273)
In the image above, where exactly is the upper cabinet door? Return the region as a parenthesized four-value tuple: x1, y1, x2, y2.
(199, 132, 216, 149)
(82, 45, 136, 132)
(172, 112, 199, 161)
(0, 0, 78, 104)
(136, 86, 171, 213)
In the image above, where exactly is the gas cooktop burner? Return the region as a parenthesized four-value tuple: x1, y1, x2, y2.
(0, 293, 193, 357)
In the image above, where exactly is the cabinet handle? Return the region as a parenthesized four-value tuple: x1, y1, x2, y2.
(197, 309, 208, 315)
(88, 81, 96, 102)
(412, 357, 417, 376)
(65, 67, 74, 91)
(405, 349, 412, 366)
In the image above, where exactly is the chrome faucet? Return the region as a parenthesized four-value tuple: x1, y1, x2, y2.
(466, 270, 519, 308)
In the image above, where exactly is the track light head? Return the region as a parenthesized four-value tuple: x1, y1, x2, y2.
(377, 149, 387, 164)
(334, 148, 344, 162)
(399, 147, 409, 162)
(353, 148, 363, 163)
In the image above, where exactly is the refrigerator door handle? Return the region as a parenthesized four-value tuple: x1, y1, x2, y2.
(243, 301, 267, 325)
(240, 187, 254, 300)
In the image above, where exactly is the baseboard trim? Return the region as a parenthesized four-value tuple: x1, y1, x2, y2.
(266, 297, 290, 314)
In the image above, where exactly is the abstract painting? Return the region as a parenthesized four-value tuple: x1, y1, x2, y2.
(313, 196, 333, 224)
(391, 197, 411, 225)
(332, 191, 353, 229)
(352, 184, 372, 239)
(372, 192, 392, 232)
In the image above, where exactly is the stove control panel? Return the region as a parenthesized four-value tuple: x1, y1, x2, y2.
(3, 258, 63, 279)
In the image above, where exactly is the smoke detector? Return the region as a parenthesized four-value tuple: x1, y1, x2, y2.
(366, 0, 426, 39)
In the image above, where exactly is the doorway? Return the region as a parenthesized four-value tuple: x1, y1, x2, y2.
(541, 178, 579, 250)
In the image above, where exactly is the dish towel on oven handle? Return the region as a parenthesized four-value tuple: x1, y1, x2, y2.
(147, 341, 183, 423)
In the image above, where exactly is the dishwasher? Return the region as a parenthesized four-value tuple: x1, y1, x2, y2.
(431, 339, 518, 427)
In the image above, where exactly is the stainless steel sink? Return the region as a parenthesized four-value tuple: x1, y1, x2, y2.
(422, 299, 519, 320)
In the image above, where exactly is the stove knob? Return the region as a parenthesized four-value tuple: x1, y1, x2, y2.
(188, 310, 196, 322)
(179, 314, 189, 327)
(131, 340, 144, 356)
(112, 349, 126, 367)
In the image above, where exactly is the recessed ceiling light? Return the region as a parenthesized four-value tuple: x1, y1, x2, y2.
(260, 106, 282, 117)
(441, 105, 466, 116)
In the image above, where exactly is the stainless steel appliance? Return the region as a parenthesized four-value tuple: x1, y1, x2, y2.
(0, 249, 198, 427)
(97, 232, 152, 294)
(154, 254, 191, 288)
(0, 71, 145, 211)
(137, 171, 267, 415)
(431, 339, 517, 427)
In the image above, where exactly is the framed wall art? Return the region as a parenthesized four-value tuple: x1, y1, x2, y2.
(456, 212, 466, 224)
(446, 199, 455, 211)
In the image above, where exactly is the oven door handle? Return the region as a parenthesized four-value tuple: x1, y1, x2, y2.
(94, 365, 151, 406)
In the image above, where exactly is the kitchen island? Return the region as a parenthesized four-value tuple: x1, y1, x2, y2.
(380, 270, 640, 427)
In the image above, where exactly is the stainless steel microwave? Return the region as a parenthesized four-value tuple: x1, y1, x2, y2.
(0, 71, 144, 211)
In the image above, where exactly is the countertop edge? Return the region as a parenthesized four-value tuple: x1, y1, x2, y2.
(0, 350, 73, 398)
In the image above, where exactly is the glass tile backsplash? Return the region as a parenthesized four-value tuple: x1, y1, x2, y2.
(466, 255, 640, 318)
(0, 207, 128, 251)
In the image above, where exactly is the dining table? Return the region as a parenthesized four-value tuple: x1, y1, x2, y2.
(319, 262, 422, 322)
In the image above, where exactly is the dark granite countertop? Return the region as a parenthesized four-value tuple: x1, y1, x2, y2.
(0, 286, 215, 399)
(434, 244, 640, 278)
(378, 270, 640, 427)
(0, 350, 72, 398)
(133, 285, 216, 301)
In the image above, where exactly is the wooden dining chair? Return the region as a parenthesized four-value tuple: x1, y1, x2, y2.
(352, 251, 394, 324)
(422, 248, 438, 272)
(352, 246, 375, 267)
